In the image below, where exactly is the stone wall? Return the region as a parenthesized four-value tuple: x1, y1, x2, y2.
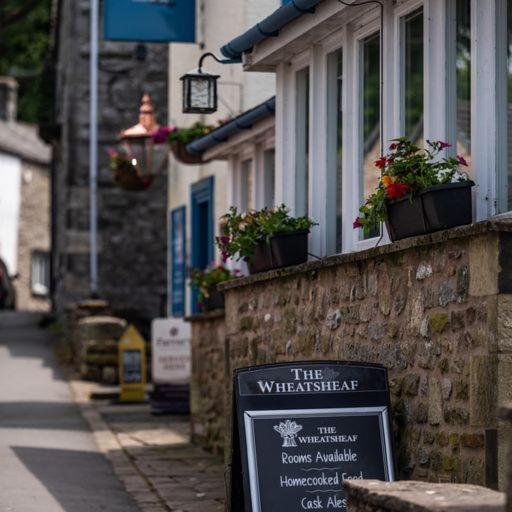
(52, 1, 168, 321)
(210, 220, 512, 489)
(189, 311, 227, 457)
(344, 480, 505, 512)
(15, 161, 50, 311)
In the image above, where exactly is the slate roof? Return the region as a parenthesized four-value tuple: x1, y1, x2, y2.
(0, 121, 51, 165)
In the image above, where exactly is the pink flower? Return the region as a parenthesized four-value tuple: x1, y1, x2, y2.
(456, 155, 468, 167)
(151, 126, 172, 144)
(219, 236, 230, 244)
(108, 148, 118, 158)
(353, 217, 362, 229)
(437, 140, 452, 149)
(389, 143, 398, 151)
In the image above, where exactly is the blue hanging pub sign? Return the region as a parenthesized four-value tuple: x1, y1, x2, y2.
(104, 0, 196, 43)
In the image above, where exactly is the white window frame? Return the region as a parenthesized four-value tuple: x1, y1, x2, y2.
(274, 0, 501, 256)
(350, 17, 383, 253)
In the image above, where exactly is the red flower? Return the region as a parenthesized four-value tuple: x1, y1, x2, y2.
(437, 140, 452, 149)
(389, 143, 398, 151)
(386, 183, 410, 200)
(353, 217, 362, 229)
(219, 236, 230, 244)
(375, 156, 387, 169)
(456, 155, 468, 167)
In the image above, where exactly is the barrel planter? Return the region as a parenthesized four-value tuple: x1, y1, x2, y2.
(386, 181, 474, 242)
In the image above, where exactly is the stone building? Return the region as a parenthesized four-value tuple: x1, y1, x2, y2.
(0, 77, 51, 311)
(50, 0, 169, 323)
(183, 0, 512, 496)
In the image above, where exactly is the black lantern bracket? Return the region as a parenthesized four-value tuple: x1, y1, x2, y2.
(197, 52, 239, 72)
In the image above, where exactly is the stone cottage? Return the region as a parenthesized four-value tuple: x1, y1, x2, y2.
(0, 77, 51, 311)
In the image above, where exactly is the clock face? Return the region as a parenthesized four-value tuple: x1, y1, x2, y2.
(190, 78, 210, 109)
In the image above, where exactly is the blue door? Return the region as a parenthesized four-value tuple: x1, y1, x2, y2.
(191, 177, 214, 313)
(169, 206, 186, 317)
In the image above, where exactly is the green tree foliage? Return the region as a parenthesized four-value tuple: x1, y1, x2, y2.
(0, 0, 52, 123)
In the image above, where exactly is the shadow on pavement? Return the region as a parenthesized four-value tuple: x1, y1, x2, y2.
(0, 311, 66, 383)
(12, 446, 140, 512)
(0, 402, 89, 431)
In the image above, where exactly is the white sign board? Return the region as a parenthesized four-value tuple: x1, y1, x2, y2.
(151, 318, 191, 385)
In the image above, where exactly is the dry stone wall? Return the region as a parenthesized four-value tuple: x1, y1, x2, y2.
(215, 222, 512, 488)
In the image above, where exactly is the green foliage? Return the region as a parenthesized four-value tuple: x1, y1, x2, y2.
(189, 264, 239, 306)
(0, 0, 52, 123)
(355, 138, 472, 236)
(167, 122, 214, 145)
(217, 205, 317, 262)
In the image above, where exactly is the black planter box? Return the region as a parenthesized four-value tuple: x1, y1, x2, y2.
(201, 287, 225, 311)
(386, 181, 474, 242)
(270, 230, 309, 268)
(248, 230, 309, 274)
(420, 181, 473, 232)
(386, 195, 428, 241)
(248, 242, 274, 274)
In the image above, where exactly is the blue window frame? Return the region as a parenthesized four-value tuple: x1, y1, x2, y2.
(169, 206, 186, 317)
(190, 177, 215, 313)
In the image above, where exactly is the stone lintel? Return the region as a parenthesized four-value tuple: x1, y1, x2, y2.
(344, 480, 505, 512)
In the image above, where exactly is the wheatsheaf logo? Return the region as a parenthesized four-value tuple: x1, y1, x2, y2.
(273, 420, 303, 447)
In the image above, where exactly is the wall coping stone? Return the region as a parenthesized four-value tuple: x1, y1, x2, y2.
(219, 218, 512, 292)
(185, 310, 226, 323)
(344, 480, 505, 512)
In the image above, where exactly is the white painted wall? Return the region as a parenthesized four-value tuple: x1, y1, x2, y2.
(167, 0, 279, 316)
(0, 153, 22, 275)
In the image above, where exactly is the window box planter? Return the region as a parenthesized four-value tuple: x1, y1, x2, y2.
(201, 286, 225, 311)
(386, 181, 474, 242)
(248, 230, 309, 274)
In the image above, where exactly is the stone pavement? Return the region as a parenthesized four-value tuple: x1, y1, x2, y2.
(70, 380, 225, 512)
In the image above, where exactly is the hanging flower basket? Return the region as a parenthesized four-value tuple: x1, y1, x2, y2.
(170, 139, 203, 165)
(168, 122, 216, 166)
(112, 167, 154, 191)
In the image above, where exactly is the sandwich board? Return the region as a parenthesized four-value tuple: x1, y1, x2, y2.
(119, 325, 147, 402)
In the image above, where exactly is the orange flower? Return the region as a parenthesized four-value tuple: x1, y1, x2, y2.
(381, 175, 393, 187)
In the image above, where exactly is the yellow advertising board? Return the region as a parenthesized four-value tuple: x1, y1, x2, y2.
(119, 324, 146, 402)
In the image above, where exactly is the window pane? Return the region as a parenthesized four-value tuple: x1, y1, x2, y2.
(404, 8, 424, 142)
(240, 159, 253, 212)
(295, 67, 309, 217)
(361, 32, 381, 239)
(457, 0, 471, 175)
(263, 149, 275, 208)
(327, 49, 343, 253)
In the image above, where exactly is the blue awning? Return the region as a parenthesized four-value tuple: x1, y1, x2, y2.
(220, 0, 322, 61)
(186, 97, 276, 155)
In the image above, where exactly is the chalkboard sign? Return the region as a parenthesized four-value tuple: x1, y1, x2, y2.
(123, 350, 142, 383)
(230, 362, 395, 512)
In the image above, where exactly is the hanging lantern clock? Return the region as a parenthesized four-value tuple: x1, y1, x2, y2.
(109, 93, 169, 191)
